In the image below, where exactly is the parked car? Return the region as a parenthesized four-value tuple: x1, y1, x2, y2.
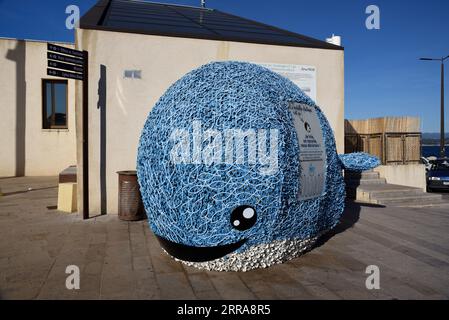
(425, 158, 449, 192)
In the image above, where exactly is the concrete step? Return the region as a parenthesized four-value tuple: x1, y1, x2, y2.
(345, 171, 380, 180)
(345, 169, 449, 206)
(349, 183, 424, 199)
(395, 200, 449, 208)
(345, 178, 386, 186)
(345, 182, 449, 207)
(374, 193, 443, 206)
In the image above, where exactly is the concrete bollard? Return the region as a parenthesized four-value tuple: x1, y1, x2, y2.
(57, 182, 77, 213)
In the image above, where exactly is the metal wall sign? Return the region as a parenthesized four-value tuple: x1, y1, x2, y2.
(47, 52, 84, 66)
(255, 62, 317, 102)
(48, 60, 84, 73)
(47, 43, 90, 220)
(48, 43, 84, 58)
(47, 68, 83, 80)
(47, 43, 85, 77)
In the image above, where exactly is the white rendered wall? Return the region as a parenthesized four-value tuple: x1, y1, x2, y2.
(75, 29, 345, 215)
(0, 38, 76, 177)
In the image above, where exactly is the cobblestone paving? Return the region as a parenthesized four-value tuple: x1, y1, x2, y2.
(1, 176, 449, 299)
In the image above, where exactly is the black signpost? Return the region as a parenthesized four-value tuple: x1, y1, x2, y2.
(47, 43, 89, 220)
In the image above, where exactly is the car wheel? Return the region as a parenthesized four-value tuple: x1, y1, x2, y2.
(427, 187, 433, 193)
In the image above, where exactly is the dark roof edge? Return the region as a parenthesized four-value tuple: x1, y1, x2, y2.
(80, 0, 344, 51)
(80, 0, 112, 28)
(77, 24, 344, 50)
(214, 9, 343, 51)
(126, 0, 214, 11)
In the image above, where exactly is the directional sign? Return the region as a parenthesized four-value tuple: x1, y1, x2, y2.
(48, 52, 84, 66)
(48, 60, 84, 73)
(47, 43, 84, 58)
(46, 43, 89, 219)
(47, 68, 84, 80)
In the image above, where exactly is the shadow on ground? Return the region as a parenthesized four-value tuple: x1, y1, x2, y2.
(314, 201, 385, 249)
(3, 186, 57, 197)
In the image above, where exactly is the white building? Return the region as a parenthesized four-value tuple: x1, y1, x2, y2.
(0, 38, 77, 177)
(1, 0, 345, 216)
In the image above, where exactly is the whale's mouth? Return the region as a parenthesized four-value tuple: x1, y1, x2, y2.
(155, 235, 247, 262)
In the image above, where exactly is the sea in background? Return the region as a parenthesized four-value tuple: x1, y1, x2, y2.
(422, 145, 449, 158)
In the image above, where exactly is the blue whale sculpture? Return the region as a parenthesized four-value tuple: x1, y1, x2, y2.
(137, 61, 379, 271)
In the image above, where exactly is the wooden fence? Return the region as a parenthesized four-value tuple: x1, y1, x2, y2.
(344, 117, 421, 165)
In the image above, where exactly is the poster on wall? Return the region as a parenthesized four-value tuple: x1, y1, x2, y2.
(288, 102, 326, 200)
(256, 62, 317, 102)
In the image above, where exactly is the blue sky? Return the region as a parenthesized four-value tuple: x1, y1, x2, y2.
(1, 0, 448, 132)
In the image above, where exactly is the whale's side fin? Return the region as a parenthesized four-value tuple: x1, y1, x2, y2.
(338, 152, 380, 171)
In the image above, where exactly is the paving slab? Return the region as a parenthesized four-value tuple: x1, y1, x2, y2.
(1, 176, 449, 299)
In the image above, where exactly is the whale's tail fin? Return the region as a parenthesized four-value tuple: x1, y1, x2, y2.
(338, 152, 380, 171)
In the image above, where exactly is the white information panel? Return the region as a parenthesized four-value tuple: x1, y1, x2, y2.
(257, 63, 317, 101)
(288, 102, 326, 200)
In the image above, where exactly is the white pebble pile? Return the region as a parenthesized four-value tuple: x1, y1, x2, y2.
(165, 233, 326, 272)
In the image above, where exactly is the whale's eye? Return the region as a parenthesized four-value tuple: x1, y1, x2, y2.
(231, 205, 257, 231)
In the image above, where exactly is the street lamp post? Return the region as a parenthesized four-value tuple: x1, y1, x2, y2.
(420, 55, 449, 158)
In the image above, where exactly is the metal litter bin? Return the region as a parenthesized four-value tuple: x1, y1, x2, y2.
(117, 170, 145, 221)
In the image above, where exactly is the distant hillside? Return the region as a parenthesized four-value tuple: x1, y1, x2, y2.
(422, 132, 449, 145)
(422, 132, 449, 139)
